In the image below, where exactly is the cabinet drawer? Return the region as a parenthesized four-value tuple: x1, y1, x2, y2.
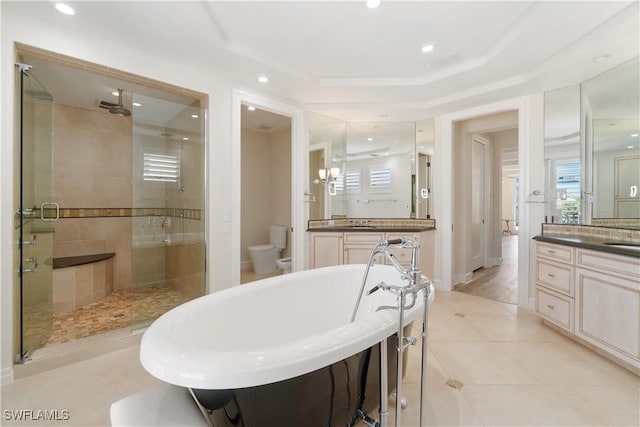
(343, 232, 384, 245)
(576, 249, 640, 279)
(536, 259, 574, 296)
(536, 242, 574, 263)
(536, 287, 573, 332)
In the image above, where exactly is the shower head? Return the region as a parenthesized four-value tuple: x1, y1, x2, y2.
(109, 89, 131, 117)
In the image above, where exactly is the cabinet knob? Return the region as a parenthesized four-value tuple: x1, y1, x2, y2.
(547, 273, 555, 279)
(546, 304, 555, 310)
(548, 250, 555, 254)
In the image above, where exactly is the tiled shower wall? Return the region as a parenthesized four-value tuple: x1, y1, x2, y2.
(52, 104, 133, 289)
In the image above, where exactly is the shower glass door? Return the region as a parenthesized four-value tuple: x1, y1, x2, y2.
(131, 93, 206, 328)
(17, 66, 55, 360)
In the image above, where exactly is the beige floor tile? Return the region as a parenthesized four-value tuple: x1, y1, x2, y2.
(429, 341, 538, 385)
(461, 384, 591, 426)
(464, 312, 567, 342)
(496, 341, 628, 386)
(547, 385, 640, 426)
(381, 381, 485, 427)
(1, 346, 161, 426)
(555, 337, 640, 390)
(437, 291, 515, 316)
(427, 312, 490, 342)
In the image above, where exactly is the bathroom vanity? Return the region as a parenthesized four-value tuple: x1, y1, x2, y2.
(306, 219, 436, 279)
(533, 229, 640, 374)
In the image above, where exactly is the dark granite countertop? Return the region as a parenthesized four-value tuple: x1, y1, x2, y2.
(307, 225, 436, 233)
(533, 234, 640, 258)
(307, 226, 436, 233)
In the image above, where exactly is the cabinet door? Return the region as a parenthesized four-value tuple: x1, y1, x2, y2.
(343, 232, 384, 265)
(310, 233, 343, 268)
(576, 267, 640, 365)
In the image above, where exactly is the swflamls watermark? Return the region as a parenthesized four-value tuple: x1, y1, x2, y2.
(3, 409, 70, 421)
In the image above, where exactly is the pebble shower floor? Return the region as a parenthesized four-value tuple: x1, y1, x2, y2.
(26, 283, 190, 348)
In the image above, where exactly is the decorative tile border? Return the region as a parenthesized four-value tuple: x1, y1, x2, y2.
(36, 207, 201, 220)
(592, 218, 640, 228)
(308, 218, 436, 230)
(541, 223, 640, 243)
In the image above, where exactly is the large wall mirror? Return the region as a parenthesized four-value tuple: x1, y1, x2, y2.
(544, 56, 639, 227)
(583, 57, 640, 222)
(309, 113, 434, 219)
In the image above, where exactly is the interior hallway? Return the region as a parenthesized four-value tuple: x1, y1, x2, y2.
(2, 289, 638, 426)
(454, 234, 518, 304)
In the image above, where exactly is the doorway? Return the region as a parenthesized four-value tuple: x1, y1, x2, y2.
(239, 105, 292, 284)
(451, 113, 520, 305)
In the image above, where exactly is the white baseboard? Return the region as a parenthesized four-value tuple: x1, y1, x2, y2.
(488, 257, 503, 266)
(1, 367, 14, 385)
(453, 272, 473, 284)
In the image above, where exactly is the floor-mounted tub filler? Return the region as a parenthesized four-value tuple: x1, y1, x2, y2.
(118, 238, 434, 427)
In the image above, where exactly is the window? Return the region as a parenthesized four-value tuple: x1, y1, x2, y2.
(143, 152, 179, 182)
(369, 166, 392, 191)
(336, 169, 361, 193)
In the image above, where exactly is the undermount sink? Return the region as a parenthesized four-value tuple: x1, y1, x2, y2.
(603, 242, 640, 250)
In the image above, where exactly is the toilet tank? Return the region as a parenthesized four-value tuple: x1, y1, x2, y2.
(269, 225, 287, 250)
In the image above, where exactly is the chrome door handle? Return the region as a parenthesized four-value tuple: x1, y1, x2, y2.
(41, 202, 59, 222)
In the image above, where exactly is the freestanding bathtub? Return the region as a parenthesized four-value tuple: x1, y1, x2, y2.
(140, 264, 434, 426)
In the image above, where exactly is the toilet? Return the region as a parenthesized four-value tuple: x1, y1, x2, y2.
(248, 225, 290, 275)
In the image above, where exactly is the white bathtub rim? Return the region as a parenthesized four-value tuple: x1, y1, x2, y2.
(140, 265, 434, 389)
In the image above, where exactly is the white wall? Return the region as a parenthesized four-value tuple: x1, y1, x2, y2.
(0, 6, 240, 383)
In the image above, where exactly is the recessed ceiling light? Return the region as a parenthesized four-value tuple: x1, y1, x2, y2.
(421, 44, 435, 53)
(55, 3, 75, 15)
(626, 145, 635, 149)
(132, 102, 141, 107)
(191, 114, 199, 118)
(367, 137, 373, 141)
(631, 133, 639, 137)
(384, 152, 389, 156)
(593, 55, 611, 62)
(366, 0, 381, 8)
(183, 137, 190, 141)
(258, 76, 268, 83)
(247, 106, 256, 111)
(112, 91, 119, 96)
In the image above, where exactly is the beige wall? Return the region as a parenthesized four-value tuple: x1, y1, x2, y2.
(241, 127, 292, 265)
(52, 104, 132, 289)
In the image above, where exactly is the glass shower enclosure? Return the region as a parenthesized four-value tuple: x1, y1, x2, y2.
(130, 94, 206, 328)
(15, 65, 56, 361)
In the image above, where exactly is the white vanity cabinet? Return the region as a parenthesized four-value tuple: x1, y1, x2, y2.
(574, 249, 640, 369)
(308, 230, 434, 278)
(535, 240, 640, 373)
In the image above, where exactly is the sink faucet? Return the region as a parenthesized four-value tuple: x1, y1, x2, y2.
(350, 236, 421, 322)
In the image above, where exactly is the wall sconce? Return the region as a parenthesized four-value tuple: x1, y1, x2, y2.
(318, 167, 340, 182)
(314, 167, 340, 196)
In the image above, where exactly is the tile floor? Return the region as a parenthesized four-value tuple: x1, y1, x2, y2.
(2, 290, 638, 426)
